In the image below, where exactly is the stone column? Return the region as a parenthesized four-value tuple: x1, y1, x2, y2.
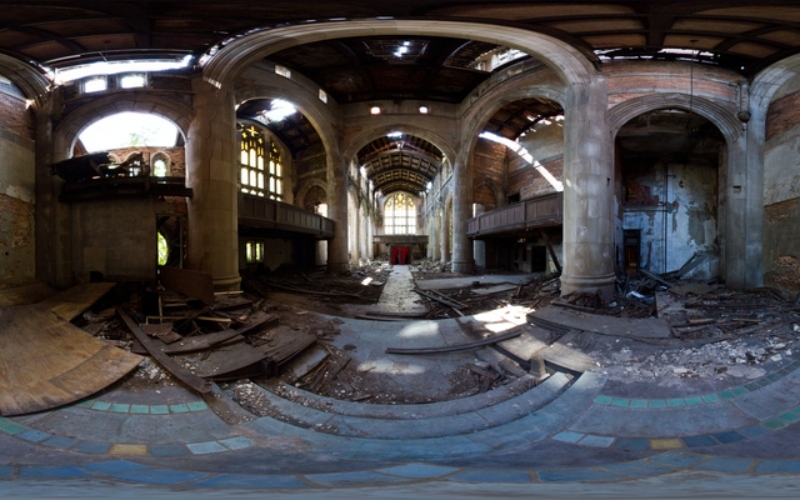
(439, 203, 448, 265)
(560, 76, 615, 300)
(473, 203, 486, 270)
(327, 153, 349, 273)
(36, 96, 73, 289)
(737, 85, 763, 288)
(451, 158, 474, 274)
(185, 78, 240, 290)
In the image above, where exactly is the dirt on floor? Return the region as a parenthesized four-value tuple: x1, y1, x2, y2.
(69, 259, 800, 413)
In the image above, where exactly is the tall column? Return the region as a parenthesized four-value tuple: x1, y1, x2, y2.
(451, 159, 474, 273)
(473, 203, 486, 270)
(36, 94, 74, 289)
(560, 76, 615, 300)
(737, 85, 763, 288)
(439, 204, 447, 264)
(185, 78, 240, 290)
(327, 153, 349, 272)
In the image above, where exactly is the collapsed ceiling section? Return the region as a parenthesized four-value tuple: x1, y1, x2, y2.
(267, 36, 520, 104)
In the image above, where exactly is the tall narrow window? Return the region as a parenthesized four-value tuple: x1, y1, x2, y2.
(238, 124, 283, 199)
(385, 193, 415, 235)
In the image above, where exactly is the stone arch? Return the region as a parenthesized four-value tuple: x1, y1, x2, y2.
(0, 53, 50, 108)
(752, 52, 800, 113)
(473, 180, 501, 211)
(343, 123, 456, 169)
(202, 20, 595, 91)
(608, 93, 742, 283)
(235, 84, 338, 160)
(296, 177, 328, 211)
(460, 83, 568, 179)
(607, 93, 742, 146)
(54, 94, 192, 159)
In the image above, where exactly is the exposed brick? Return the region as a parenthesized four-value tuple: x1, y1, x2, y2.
(0, 89, 34, 141)
(767, 91, 800, 141)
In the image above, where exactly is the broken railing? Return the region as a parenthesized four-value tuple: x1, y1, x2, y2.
(238, 193, 335, 239)
(466, 192, 563, 238)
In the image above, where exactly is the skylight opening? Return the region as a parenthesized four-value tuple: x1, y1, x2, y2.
(120, 74, 146, 89)
(79, 112, 179, 152)
(480, 131, 563, 192)
(55, 56, 192, 84)
(261, 99, 297, 123)
(386, 131, 403, 138)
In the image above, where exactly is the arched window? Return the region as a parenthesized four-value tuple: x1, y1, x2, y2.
(152, 155, 168, 177)
(384, 193, 416, 235)
(238, 124, 283, 199)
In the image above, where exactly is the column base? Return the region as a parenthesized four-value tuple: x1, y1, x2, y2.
(452, 260, 474, 274)
(213, 274, 242, 292)
(326, 261, 350, 274)
(560, 273, 615, 303)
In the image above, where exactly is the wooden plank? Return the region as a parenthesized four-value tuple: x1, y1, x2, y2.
(163, 330, 245, 355)
(159, 266, 215, 305)
(541, 331, 599, 373)
(0, 282, 57, 307)
(540, 229, 562, 275)
(0, 304, 142, 416)
(529, 306, 674, 339)
(117, 309, 212, 394)
(385, 329, 523, 355)
(191, 342, 269, 379)
(45, 282, 117, 321)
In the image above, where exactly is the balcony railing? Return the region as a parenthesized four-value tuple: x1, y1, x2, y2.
(467, 192, 563, 238)
(238, 193, 335, 239)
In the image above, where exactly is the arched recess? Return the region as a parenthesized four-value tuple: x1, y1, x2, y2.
(235, 84, 338, 165)
(202, 20, 595, 92)
(607, 93, 745, 284)
(752, 53, 800, 290)
(343, 124, 456, 171)
(296, 178, 328, 212)
(0, 53, 50, 108)
(54, 95, 192, 161)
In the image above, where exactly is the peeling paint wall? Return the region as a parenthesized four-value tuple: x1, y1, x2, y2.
(621, 162, 719, 277)
(764, 87, 800, 289)
(0, 78, 36, 288)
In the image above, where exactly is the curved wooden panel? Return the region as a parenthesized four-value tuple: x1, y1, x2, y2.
(0, 304, 142, 416)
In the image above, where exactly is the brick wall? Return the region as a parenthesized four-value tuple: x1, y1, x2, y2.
(767, 91, 800, 141)
(0, 87, 34, 140)
(0, 194, 34, 288)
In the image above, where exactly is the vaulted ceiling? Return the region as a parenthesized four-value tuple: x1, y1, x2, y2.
(2, 2, 799, 76)
(5, 1, 800, 197)
(357, 134, 445, 195)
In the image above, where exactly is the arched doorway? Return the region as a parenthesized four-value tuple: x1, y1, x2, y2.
(615, 109, 725, 278)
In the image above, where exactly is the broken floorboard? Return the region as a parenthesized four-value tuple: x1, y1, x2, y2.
(43, 282, 117, 322)
(118, 309, 212, 394)
(0, 282, 57, 308)
(0, 304, 142, 416)
(528, 306, 673, 340)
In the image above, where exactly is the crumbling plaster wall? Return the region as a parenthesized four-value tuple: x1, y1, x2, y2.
(0, 77, 36, 288)
(764, 83, 800, 289)
(621, 162, 719, 277)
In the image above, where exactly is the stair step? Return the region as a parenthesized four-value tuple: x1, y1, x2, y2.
(244, 371, 607, 460)
(263, 372, 541, 419)
(251, 372, 572, 439)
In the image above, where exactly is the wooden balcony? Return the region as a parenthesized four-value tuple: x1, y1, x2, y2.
(467, 192, 563, 238)
(59, 176, 192, 202)
(238, 193, 335, 239)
